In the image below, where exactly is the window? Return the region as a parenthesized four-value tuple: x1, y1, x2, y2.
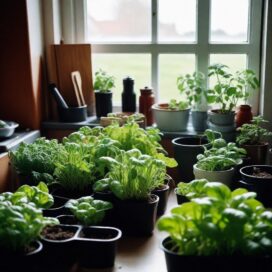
(67, 0, 263, 110)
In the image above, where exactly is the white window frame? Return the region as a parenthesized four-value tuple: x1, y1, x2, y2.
(61, 0, 263, 113)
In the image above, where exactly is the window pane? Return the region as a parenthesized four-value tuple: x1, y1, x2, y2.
(92, 54, 151, 104)
(210, 0, 249, 43)
(86, 0, 151, 43)
(158, 0, 197, 42)
(159, 54, 196, 103)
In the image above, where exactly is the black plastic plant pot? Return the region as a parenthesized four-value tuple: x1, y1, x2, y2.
(40, 224, 80, 270)
(172, 136, 210, 182)
(238, 165, 272, 207)
(95, 91, 113, 118)
(75, 226, 122, 269)
(43, 196, 69, 217)
(114, 194, 159, 236)
(152, 184, 170, 216)
(174, 188, 189, 205)
(161, 237, 272, 272)
(0, 240, 43, 272)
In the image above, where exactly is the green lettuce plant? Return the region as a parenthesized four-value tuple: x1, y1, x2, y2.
(168, 99, 189, 111)
(1, 182, 54, 209)
(158, 180, 272, 256)
(93, 149, 167, 200)
(176, 179, 209, 199)
(66, 196, 113, 225)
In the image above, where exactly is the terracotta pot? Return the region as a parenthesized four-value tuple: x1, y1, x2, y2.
(242, 143, 269, 165)
(236, 104, 253, 127)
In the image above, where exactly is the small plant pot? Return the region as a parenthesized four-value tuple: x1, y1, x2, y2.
(242, 143, 269, 165)
(58, 105, 87, 122)
(152, 104, 190, 132)
(57, 215, 79, 225)
(75, 226, 122, 269)
(208, 109, 236, 126)
(95, 91, 113, 118)
(0, 240, 43, 272)
(0, 121, 18, 138)
(161, 237, 272, 272)
(114, 194, 159, 236)
(43, 196, 69, 217)
(193, 164, 235, 186)
(191, 111, 208, 131)
(174, 188, 189, 205)
(238, 165, 272, 207)
(152, 183, 170, 216)
(172, 136, 210, 182)
(41, 224, 80, 270)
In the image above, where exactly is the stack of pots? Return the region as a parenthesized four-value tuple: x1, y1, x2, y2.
(207, 110, 236, 142)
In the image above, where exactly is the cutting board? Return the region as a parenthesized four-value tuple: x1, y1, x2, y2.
(51, 44, 95, 116)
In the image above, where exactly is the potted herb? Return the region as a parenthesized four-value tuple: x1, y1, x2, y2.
(234, 69, 259, 127)
(237, 116, 272, 164)
(93, 149, 166, 236)
(63, 196, 113, 226)
(158, 180, 272, 272)
(172, 134, 211, 182)
(207, 64, 259, 141)
(177, 71, 208, 131)
(93, 68, 115, 118)
(0, 185, 58, 271)
(9, 138, 63, 185)
(238, 165, 272, 207)
(152, 99, 190, 132)
(174, 178, 208, 204)
(193, 130, 246, 186)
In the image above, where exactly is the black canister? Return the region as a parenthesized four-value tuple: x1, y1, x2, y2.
(122, 77, 136, 112)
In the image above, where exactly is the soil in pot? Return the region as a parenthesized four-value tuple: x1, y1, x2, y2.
(238, 165, 272, 207)
(41, 226, 75, 240)
(76, 226, 122, 269)
(114, 194, 159, 236)
(173, 137, 209, 182)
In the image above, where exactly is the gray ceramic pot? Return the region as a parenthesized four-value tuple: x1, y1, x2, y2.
(191, 111, 208, 131)
(193, 164, 235, 186)
(172, 137, 210, 182)
(152, 104, 190, 132)
(208, 110, 236, 126)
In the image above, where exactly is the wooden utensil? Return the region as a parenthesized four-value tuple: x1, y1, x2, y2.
(71, 71, 86, 106)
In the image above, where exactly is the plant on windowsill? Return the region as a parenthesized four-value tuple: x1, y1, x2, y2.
(193, 129, 246, 186)
(236, 115, 272, 164)
(177, 71, 209, 131)
(157, 180, 272, 272)
(152, 99, 190, 132)
(207, 64, 259, 139)
(93, 69, 115, 118)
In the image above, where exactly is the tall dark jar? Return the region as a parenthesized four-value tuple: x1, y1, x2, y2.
(122, 77, 136, 112)
(139, 86, 155, 126)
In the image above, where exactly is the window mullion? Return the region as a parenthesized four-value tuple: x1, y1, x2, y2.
(152, 0, 159, 101)
(197, 0, 210, 86)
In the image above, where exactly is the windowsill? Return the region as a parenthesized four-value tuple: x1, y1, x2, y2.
(42, 115, 204, 139)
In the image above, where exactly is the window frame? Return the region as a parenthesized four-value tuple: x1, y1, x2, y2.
(63, 0, 263, 113)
